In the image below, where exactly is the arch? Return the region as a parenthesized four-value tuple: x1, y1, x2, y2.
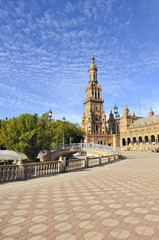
(122, 138, 126, 146)
(151, 135, 155, 143)
(133, 137, 136, 144)
(145, 136, 148, 143)
(158, 135, 159, 142)
(139, 136, 142, 144)
(127, 138, 131, 145)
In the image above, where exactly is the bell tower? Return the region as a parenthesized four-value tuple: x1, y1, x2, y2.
(81, 55, 106, 143)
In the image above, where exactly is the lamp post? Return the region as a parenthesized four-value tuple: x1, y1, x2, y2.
(62, 116, 66, 149)
(48, 109, 52, 121)
(48, 109, 52, 160)
(114, 105, 120, 148)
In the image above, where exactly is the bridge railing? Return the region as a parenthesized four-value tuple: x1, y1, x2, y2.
(50, 143, 115, 153)
(38, 143, 115, 159)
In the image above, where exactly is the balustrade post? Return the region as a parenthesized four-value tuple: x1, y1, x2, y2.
(108, 154, 110, 162)
(85, 157, 89, 168)
(17, 159, 24, 180)
(35, 165, 37, 176)
(98, 155, 101, 165)
(58, 156, 64, 173)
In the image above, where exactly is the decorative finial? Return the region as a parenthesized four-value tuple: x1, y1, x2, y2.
(92, 49, 94, 57)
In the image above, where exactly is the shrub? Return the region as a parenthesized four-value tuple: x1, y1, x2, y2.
(5, 159, 14, 164)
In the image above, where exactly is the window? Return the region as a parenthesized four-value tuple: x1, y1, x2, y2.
(94, 74, 95, 80)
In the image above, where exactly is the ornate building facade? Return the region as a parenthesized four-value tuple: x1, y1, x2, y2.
(120, 106, 159, 149)
(81, 56, 159, 150)
(81, 56, 117, 146)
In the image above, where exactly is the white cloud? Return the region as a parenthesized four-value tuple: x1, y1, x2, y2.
(0, 0, 158, 123)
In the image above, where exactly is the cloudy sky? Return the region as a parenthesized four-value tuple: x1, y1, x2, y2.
(0, 0, 159, 124)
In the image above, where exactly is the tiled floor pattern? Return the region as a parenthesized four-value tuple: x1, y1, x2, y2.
(0, 152, 159, 239)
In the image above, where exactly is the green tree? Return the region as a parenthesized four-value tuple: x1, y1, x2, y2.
(0, 113, 85, 160)
(0, 113, 53, 161)
(51, 120, 85, 146)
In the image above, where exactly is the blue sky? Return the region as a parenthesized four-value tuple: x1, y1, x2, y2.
(0, 0, 159, 124)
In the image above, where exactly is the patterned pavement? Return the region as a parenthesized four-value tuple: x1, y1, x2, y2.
(0, 152, 159, 240)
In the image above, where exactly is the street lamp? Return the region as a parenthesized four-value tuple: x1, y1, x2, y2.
(113, 105, 118, 117)
(48, 109, 52, 161)
(114, 105, 120, 148)
(62, 116, 66, 148)
(48, 109, 52, 121)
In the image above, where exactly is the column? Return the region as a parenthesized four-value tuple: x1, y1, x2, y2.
(136, 137, 139, 145)
(155, 135, 158, 145)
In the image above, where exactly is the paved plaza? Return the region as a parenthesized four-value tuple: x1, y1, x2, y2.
(0, 152, 159, 240)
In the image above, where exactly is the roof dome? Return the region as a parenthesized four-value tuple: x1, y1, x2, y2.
(89, 55, 97, 71)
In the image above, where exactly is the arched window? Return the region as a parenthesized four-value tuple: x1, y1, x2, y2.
(145, 136, 148, 143)
(133, 137, 136, 144)
(127, 138, 131, 145)
(122, 138, 126, 146)
(151, 135, 155, 143)
(139, 137, 142, 144)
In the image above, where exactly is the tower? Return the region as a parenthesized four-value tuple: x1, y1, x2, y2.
(81, 55, 106, 144)
(107, 111, 115, 134)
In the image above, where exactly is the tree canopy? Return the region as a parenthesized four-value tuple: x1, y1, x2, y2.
(51, 120, 85, 146)
(0, 113, 85, 161)
(0, 113, 53, 161)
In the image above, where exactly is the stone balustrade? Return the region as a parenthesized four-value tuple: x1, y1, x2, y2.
(0, 164, 18, 181)
(0, 154, 119, 182)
